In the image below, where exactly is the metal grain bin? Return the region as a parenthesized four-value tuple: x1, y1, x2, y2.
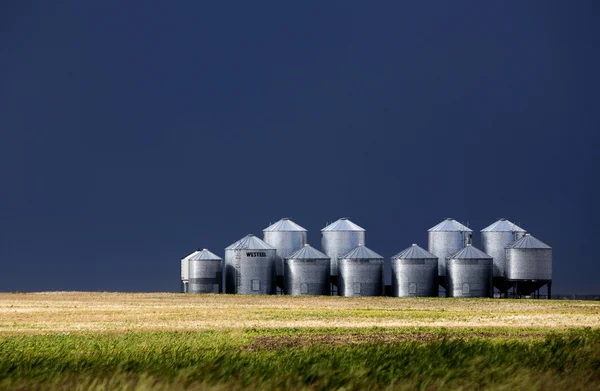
(224, 235, 277, 294)
(321, 218, 366, 280)
(338, 245, 384, 297)
(391, 244, 438, 297)
(505, 234, 552, 280)
(263, 218, 307, 289)
(446, 244, 493, 298)
(428, 218, 472, 281)
(481, 218, 526, 278)
(284, 244, 330, 296)
(180, 250, 200, 293)
(188, 248, 223, 294)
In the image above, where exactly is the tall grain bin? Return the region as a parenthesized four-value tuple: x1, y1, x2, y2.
(505, 234, 552, 280)
(481, 218, 526, 279)
(224, 235, 277, 294)
(338, 245, 384, 297)
(321, 218, 366, 283)
(446, 244, 493, 298)
(263, 218, 307, 290)
(391, 244, 438, 297)
(428, 218, 472, 285)
(188, 249, 222, 294)
(180, 250, 200, 293)
(284, 244, 330, 296)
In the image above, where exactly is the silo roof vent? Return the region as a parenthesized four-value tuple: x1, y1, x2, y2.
(428, 218, 472, 232)
(448, 245, 492, 260)
(481, 219, 526, 232)
(506, 234, 551, 249)
(341, 245, 383, 260)
(225, 235, 276, 250)
(392, 244, 437, 260)
(286, 244, 329, 260)
(321, 218, 365, 232)
(263, 218, 307, 232)
(189, 248, 222, 261)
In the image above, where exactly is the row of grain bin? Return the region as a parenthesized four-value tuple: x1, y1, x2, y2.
(179, 217, 552, 298)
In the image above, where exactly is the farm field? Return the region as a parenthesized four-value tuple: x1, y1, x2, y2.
(0, 292, 599, 390)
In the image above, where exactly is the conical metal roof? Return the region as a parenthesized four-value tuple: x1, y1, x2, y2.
(392, 244, 437, 260)
(341, 245, 384, 260)
(321, 218, 365, 232)
(286, 244, 329, 260)
(263, 218, 307, 232)
(506, 234, 551, 249)
(448, 244, 492, 260)
(225, 234, 276, 250)
(428, 218, 472, 232)
(481, 218, 526, 232)
(189, 248, 222, 261)
(181, 250, 200, 261)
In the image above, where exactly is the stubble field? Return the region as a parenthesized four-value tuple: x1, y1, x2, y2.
(0, 292, 599, 390)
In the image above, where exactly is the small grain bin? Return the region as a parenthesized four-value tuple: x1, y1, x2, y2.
(284, 244, 330, 296)
(391, 244, 438, 297)
(338, 245, 384, 297)
(188, 248, 223, 294)
(224, 235, 277, 294)
(505, 234, 552, 281)
(446, 244, 493, 298)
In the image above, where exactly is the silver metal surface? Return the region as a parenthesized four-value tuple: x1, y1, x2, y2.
(263, 218, 307, 285)
(224, 235, 277, 294)
(284, 244, 330, 296)
(321, 218, 366, 277)
(446, 244, 493, 297)
(188, 249, 222, 294)
(391, 244, 438, 297)
(428, 218, 472, 278)
(481, 218, 527, 278)
(337, 245, 384, 297)
(505, 234, 552, 280)
(180, 250, 199, 293)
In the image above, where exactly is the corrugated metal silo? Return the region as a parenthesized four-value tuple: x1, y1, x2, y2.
(505, 234, 552, 280)
(188, 248, 222, 294)
(481, 218, 527, 278)
(391, 244, 438, 297)
(180, 250, 200, 293)
(263, 218, 307, 290)
(446, 244, 493, 298)
(224, 235, 277, 294)
(321, 218, 366, 282)
(428, 218, 472, 284)
(284, 244, 330, 296)
(338, 245, 384, 297)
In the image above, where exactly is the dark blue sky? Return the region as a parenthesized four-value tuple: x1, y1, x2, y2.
(1, 1, 598, 293)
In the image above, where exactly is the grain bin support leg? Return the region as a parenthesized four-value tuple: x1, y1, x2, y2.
(547, 281, 552, 300)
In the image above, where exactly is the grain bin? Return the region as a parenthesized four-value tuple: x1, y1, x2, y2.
(224, 235, 277, 294)
(338, 245, 384, 297)
(428, 218, 472, 283)
(180, 250, 200, 293)
(446, 244, 493, 298)
(188, 248, 222, 294)
(263, 218, 307, 289)
(391, 244, 438, 297)
(505, 234, 552, 280)
(321, 218, 365, 282)
(284, 244, 330, 296)
(481, 218, 527, 278)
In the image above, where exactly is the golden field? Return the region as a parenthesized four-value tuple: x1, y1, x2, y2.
(1, 292, 598, 334)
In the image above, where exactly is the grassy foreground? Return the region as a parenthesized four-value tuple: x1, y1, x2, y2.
(0, 293, 599, 390)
